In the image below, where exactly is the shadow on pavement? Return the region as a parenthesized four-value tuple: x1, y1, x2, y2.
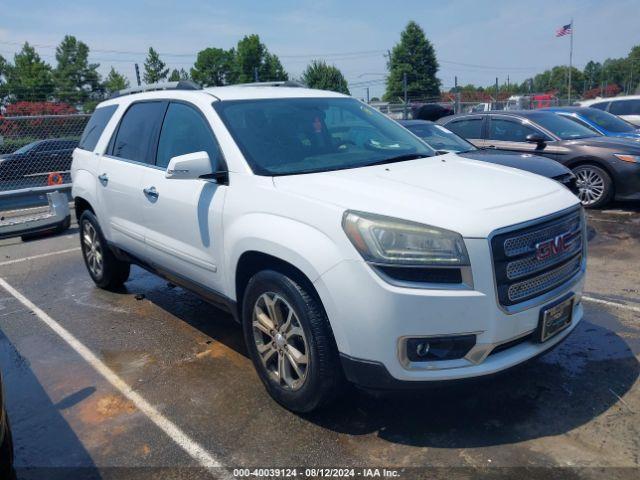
(0, 331, 101, 480)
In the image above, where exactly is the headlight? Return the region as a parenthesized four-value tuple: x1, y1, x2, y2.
(614, 154, 640, 164)
(342, 211, 470, 266)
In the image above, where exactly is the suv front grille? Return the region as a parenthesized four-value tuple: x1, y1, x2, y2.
(491, 208, 584, 306)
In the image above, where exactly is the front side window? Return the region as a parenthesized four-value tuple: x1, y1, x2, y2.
(488, 118, 540, 142)
(446, 118, 483, 139)
(156, 103, 221, 169)
(213, 97, 434, 175)
(609, 99, 640, 116)
(112, 102, 166, 164)
(406, 123, 476, 152)
(79, 104, 118, 151)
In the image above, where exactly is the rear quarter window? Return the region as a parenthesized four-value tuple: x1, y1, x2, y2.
(78, 105, 118, 151)
(609, 99, 640, 116)
(446, 117, 483, 138)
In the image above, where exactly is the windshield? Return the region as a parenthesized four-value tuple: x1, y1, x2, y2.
(532, 113, 601, 140)
(405, 122, 476, 152)
(13, 141, 40, 154)
(578, 108, 636, 133)
(213, 97, 434, 175)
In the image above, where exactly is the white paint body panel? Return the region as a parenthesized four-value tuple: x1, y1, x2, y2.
(72, 85, 585, 383)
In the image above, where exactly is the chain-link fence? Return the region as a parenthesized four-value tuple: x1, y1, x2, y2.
(372, 96, 576, 120)
(0, 114, 89, 191)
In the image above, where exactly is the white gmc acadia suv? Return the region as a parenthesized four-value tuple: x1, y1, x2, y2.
(71, 81, 586, 412)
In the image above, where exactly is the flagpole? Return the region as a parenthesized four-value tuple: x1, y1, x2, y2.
(568, 19, 573, 104)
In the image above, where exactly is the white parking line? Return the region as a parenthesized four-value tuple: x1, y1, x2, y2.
(0, 276, 228, 474)
(0, 247, 81, 267)
(583, 295, 640, 314)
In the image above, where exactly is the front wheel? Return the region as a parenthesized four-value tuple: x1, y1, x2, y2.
(242, 270, 344, 412)
(572, 164, 613, 208)
(79, 210, 130, 290)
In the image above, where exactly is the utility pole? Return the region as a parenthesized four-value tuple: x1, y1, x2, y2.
(365, 87, 370, 104)
(495, 77, 499, 108)
(403, 72, 408, 120)
(134, 63, 141, 86)
(254, 66, 259, 82)
(454, 76, 460, 114)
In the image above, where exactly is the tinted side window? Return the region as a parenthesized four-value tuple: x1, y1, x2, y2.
(78, 105, 118, 151)
(590, 102, 609, 111)
(446, 118, 483, 138)
(112, 102, 165, 164)
(488, 118, 537, 142)
(156, 103, 221, 169)
(609, 99, 640, 115)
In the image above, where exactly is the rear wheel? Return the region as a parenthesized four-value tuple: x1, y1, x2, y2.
(79, 210, 130, 290)
(242, 270, 343, 412)
(573, 164, 613, 208)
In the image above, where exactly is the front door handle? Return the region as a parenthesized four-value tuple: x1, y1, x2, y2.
(143, 186, 159, 199)
(98, 173, 109, 185)
(486, 144, 497, 149)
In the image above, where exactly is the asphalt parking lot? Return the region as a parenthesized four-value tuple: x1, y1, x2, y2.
(0, 204, 638, 479)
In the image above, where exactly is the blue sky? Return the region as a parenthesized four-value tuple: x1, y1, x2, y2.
(1, 0, 639, 98)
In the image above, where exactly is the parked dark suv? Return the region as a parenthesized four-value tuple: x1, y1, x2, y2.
(0, 139, 78, 190)
(438, 111, 640, 207)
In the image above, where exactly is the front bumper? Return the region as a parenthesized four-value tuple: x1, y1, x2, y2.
(314, 237, 585, 386)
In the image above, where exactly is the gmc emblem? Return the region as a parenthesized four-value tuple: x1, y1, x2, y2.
(535, 230, 579, 261)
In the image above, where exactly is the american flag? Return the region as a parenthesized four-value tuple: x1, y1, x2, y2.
(556, 23, 572, 37)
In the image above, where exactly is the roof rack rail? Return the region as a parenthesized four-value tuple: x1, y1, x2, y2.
(235, 81, 306, 88)
(110, 80, 202, 98)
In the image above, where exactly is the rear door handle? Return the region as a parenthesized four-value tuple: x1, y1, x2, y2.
(98, 173, 109, 185)
(143, 186, 158, 199)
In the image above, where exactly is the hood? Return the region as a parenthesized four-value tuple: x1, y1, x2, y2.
(567, 136, 640, 152)
(458, 150, 570, 178)
(273, 154, 580, 238)
(610, 131, 640, 140)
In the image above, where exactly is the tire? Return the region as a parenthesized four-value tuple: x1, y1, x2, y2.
(242, 270, 344, 412)
(0, 416, 16, 480)
(572, 164, 613, 208)
(79, 210, 130, 290)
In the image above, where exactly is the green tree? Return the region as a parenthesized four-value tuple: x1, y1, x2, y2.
(143, 47, 169, 84)
(262, 52, 288, 82)
(384, 21, 440, 101)
(104, 67, 130, 92)
(168, 68, 189, 81)
(53, 35, 101, 104)
(232, 35, 288, 83)
(583, 61, 602, 90)
(4, 42, 54, 101)
(301, 60, 349, 94)
(191, 47, 233, 86)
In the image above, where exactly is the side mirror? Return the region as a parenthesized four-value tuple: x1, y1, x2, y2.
(525, 133, 547, 145)
(165, 151, 214, 180)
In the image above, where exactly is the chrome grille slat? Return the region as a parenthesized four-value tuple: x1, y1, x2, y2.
(491, 208, 584, 306)
(506, 231, 582, 280)
(503, 214, 581, 258)
(508, 255, 582, 302)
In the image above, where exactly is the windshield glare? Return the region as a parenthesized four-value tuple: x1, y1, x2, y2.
(406, 123, 476, 152)
(533, 113, 601, 140)
(214, 98, 434, 175)
(14, 141, 39, 154)
(579, 108, 636, 133)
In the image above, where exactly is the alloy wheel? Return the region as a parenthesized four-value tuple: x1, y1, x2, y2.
(82, 221, 103, 278)
(252, 292, 309, 391)
(575, 167, 605, 206)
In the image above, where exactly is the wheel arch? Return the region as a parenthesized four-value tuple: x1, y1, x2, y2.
(73, 196, 95, 223)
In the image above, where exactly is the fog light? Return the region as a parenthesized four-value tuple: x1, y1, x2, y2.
(406, 335, 476, 362)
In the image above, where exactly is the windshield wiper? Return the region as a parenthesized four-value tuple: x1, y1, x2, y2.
(366, 153, 430, 167)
